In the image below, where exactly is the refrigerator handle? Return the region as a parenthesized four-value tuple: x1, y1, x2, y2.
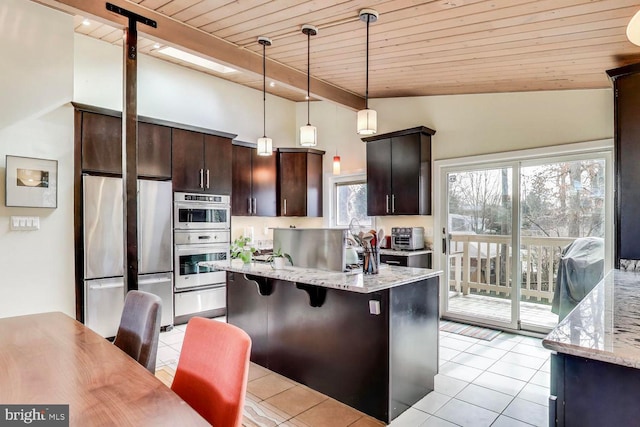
(88, 283, 125, 290)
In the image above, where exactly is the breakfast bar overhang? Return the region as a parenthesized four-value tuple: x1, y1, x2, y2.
(204, 261, 441, 423)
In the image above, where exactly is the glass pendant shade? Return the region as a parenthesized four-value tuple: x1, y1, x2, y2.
(300, 125, 317, 146)
(257, 36, 273, 156)
(333, 155, 341, 175)
(627, 10, 640, 46)
(357, 108, 377, 135)
(257, 137, 272, 156)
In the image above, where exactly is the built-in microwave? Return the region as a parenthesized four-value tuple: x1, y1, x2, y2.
(173, 192, 230, 230)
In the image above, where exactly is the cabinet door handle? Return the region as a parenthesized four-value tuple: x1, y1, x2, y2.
(199, 169, 204, 189)
(253, 198, 257, 215)
(392, 194, 396, 213)
(283, 198, 287, 215)
(248, 198, 252, 214)
(385, 195, 390, 214)
(206, 169, 210, 189)
(385, 260, 401, 265)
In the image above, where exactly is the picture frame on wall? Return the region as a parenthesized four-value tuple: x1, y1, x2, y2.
(5, 155, 58, 208)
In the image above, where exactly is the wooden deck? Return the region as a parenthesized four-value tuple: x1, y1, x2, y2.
(447, 292, 558, 330)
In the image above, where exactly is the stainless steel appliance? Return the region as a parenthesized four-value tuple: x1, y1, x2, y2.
(83, 176, 174, 338)
(173, 193, 230, 323)
(273, 228, 347, 272)
(391, 227, 425, 251)
(173, 192, 230, 230)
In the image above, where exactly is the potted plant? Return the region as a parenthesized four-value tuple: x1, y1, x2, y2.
(267, 247, 293, 270)
(230, 235, 256, 265)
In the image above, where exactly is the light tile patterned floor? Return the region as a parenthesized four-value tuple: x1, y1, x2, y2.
(156, 318, 551, 427)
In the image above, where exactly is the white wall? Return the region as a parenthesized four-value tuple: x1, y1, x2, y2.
(300, 89, 614, 242)
(0, 0, 74, 318)
(298, 89, 614, 175)
(0, 0, 73, 130)
(74, 34, 296, 145)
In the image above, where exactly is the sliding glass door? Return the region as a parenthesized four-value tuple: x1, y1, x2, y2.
(439, 148, 611, 333)
(444, 165, 518, 330)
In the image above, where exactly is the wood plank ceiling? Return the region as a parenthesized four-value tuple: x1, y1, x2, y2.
(53, 0, 640, 106)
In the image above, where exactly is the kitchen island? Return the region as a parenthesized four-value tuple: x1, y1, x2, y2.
(203, 261, 441, 423)
(543, 269, 640, 426)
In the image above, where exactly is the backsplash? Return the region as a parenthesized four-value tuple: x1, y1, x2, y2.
(231, 216, 324, 248)
(231, 215, 434, 250)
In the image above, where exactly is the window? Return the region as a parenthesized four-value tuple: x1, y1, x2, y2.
(328, 173, 373, 228)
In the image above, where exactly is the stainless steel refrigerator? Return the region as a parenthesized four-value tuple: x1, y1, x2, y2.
(83, 175, 173, 338)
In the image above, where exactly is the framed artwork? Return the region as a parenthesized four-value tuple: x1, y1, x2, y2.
(5, 155, 58, 208)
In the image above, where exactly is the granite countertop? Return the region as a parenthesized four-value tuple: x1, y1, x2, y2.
(380, 249, 432, 256)
(543, 269, 640, 369)
(201, 260, 442, 294)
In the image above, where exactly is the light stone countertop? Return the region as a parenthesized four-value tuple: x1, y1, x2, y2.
(201, 260, 442, 294)
(543, 269, 640, 369)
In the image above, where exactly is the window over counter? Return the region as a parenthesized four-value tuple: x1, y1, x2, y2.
(328, 172, 373, 229)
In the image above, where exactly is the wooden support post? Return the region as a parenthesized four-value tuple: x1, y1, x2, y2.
(106, 3, 157, 292)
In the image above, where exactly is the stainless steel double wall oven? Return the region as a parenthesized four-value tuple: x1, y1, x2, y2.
(173, 192, 230, 323)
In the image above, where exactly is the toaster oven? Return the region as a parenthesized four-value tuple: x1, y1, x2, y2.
(391, 227, 425, 250)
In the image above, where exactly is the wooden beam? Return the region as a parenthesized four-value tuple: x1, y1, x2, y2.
(32, 0, 365, 110)
(122, 20, 139, 292)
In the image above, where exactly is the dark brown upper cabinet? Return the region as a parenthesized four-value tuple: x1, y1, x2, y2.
(78, 107, 170, 178)
(607, 63, 640, 265)
(232, 143, 277, 216)
(81, 112, 122, 175)
(138, 122, 171, 179)
(277, 148, 324, 217)
(172, 129, 233, 194)
(362, 126, 436, 216)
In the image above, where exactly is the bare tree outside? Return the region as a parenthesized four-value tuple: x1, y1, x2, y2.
(336, 182, 371, 227)
(447, 158, 606, 312)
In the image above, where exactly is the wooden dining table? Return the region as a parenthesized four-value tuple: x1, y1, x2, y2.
(0, 312, 209, 426)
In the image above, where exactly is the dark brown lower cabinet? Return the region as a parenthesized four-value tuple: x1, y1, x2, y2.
(381, 252, 432, 268)
(226, 272, 439, 423)
(550, 353, 640, 426)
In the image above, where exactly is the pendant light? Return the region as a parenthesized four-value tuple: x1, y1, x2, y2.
(257, 36, 273, 156)
(627, 9, 640, 45)
(333, 151, 341, 175)
(357, 9, 378, 135)
(300, 24, 318, 146)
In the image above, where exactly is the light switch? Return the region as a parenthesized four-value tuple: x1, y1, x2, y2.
(10, 216, 40, 231)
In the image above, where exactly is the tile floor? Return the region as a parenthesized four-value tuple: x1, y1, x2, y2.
(156, 318, 551, 427)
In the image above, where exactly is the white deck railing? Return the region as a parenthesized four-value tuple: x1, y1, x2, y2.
(449, 234, 576, 303)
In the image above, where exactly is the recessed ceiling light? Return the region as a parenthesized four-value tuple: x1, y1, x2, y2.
(157, 46, 237, 74)
(153, 43, 161, 49)
(82, 18, 90, 26)
(270, 81, 276, 87)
